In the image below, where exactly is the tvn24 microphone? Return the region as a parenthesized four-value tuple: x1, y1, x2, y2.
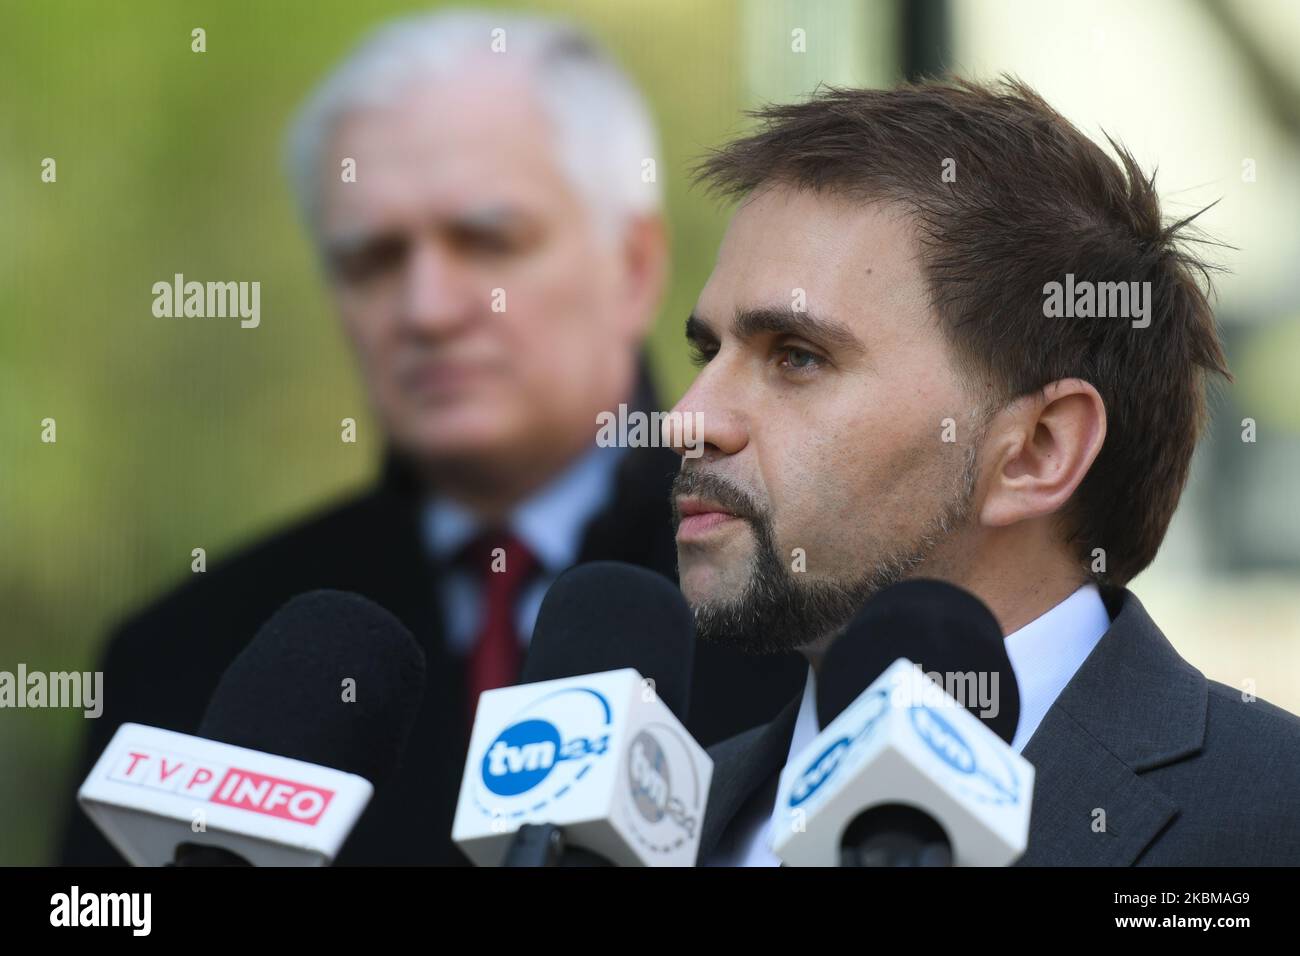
(76, 590, 426, 866)
(771, 579, 1034, 867)
(452, 561, 712, 867)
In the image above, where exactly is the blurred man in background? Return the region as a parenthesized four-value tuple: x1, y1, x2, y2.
(58, 9, 802, 865)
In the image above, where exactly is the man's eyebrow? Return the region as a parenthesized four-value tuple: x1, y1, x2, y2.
(731, 306, 866, 356)
(323, 231, 374, 255)
(449, 204, 527, 231)
(323, 205, 532, 255)
(685, 313, 717, 343)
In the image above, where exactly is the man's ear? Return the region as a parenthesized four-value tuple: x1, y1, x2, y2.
(979, 379, 1107, 529)
(618, 213, 669, 342)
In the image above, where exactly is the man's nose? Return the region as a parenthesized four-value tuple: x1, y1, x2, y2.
(397, 241, 477, 335)
(667, 364, 748, 461)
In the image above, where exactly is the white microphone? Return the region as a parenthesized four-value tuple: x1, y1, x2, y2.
(771, 579, 1033, 867)
(772, 660, 1033, 866)
(453, 668, 712, 866)
(76, 590, 426, 866)
(77, 723, 373, 866)
(452, 562, 712, 867)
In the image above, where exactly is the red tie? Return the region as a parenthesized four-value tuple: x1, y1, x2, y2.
(461, 530, 538, 729)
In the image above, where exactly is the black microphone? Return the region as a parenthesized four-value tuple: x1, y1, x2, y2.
(173, 589, 426, 865)
(522, 561, 695, 723)
(818, 579, 1019, 741)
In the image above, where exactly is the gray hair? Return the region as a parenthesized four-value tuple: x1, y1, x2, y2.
(284, 7, 663, 240)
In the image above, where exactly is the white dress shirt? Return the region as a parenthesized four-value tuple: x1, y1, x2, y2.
(714, 582, 1112, 866)
(421, 443, 627, 653)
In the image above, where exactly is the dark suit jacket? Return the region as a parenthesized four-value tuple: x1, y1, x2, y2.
(699, 587, 1300, 866)
(57, 375, 806, 865)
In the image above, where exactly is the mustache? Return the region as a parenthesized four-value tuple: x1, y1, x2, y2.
(670, 467, 765, 525)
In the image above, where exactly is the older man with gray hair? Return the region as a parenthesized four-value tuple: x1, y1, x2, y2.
(59, 8, 803, 866)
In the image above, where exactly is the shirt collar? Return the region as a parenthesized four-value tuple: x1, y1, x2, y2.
(422, 442, 627, 574)
(1003, 582, 1111, 750)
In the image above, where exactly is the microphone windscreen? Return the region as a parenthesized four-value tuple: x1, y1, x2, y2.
(523, 562, 694, 723)
(197, 590, 426, 785)
(817, 579, 1020, 744)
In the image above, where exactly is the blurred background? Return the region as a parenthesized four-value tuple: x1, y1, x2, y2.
(2, 0, 1298, 864)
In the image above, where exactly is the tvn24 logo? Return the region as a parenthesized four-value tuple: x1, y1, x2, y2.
(788, 688, 890, 809)
(909, 705, 1022, 805)
(477, 687, 612, 811)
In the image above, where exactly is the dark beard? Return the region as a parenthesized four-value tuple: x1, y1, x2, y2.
(671, 451, 977, 655)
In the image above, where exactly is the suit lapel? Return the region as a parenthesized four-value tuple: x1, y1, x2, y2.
(698, 693, 802, 861)
(1017, 587, 1207, 866)
(1017, 704, 1180, 865)
(370, 449, 460, 714)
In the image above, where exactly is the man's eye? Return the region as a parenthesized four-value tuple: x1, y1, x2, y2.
(332, 239, 406, 284)
(450, 222, 540, 258)
(688, 343, 717, 367)
(452, 230, 518, 256)
(779, 347, 822, 371)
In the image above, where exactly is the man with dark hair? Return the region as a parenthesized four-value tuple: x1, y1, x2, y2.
(669, 77, 1300, 865)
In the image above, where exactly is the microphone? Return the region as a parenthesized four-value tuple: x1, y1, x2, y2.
(771, 579, 1034, 867)
(76, 590, 426, 866)
(520, 561, 694, 721)
(452, 561, 712, 866)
